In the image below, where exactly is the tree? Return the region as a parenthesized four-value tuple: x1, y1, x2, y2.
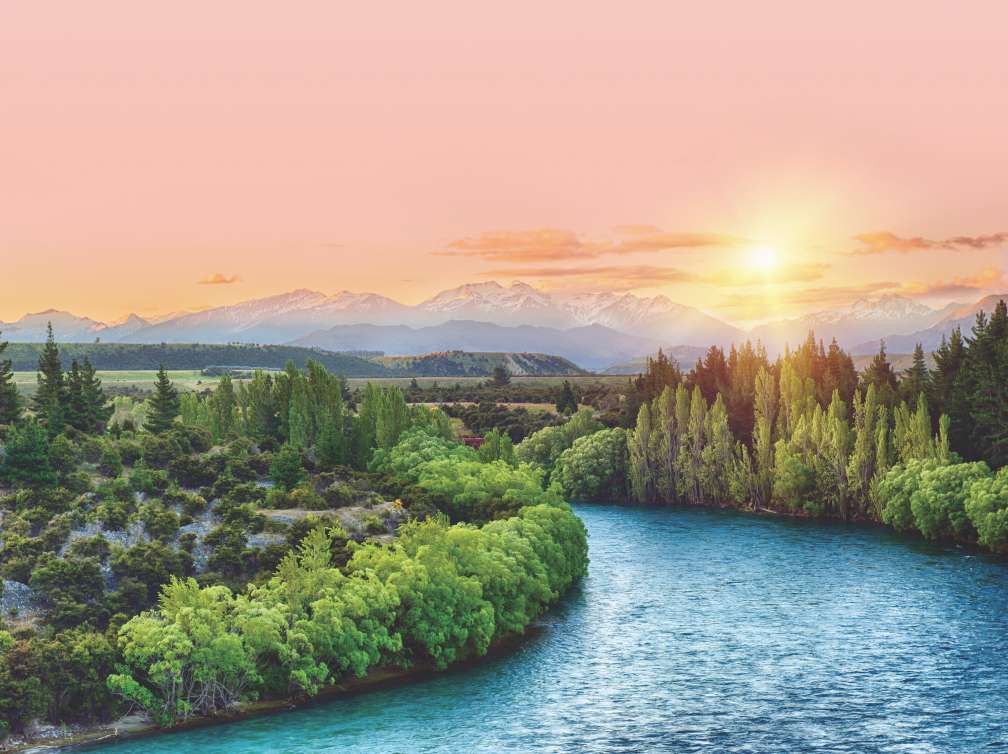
(0, 332, 20, 426)
(270, 443, 305, 490)
(861, 340, 899, 408)
(33, 323, 65, 434)
(491, 364, 511, 387)
(146, 365, 180, 434)
(553, 428, 628, 502)
(0, 419, 56, 486)
(555, 380, 577, 415)
(900, 343, 930, 405)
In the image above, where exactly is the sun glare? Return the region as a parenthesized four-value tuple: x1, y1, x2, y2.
(748, 245, 779, 272)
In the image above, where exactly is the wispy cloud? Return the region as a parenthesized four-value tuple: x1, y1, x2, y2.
(851, 231, 1008, 255)
(718, 281, 901, 313)
(484, 261, 829, 289)
(901, 267, 1006, 297)
(440, 227, 752, 263)
(197, 272, 241, 285)
(482, 264, 698, 291)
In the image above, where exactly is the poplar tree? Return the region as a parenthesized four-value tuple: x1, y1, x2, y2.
(0, 332, 21, 425)
(146, 365, 180, 434)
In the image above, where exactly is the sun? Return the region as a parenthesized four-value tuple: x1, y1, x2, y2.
(748, 245, 779, 272)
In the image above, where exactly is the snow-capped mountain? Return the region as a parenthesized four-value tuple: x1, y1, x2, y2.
(851, 293, 1008, 354)
(0, 309, 105, 342)
(751, 295, 951, 352)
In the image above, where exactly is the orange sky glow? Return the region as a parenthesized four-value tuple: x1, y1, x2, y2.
(2, 1, 1006, 326)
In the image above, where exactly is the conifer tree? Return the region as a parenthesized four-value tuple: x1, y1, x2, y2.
(146, 365, 180, 434)
(861, 340, 899, 408)
(64, 359, 86, 431)
(492, 364, 511, 387)
(555, 380, 577, 415)
(33, 323, 66, 434)
(0, 418, 56, 486)
(0, 331, 20, 425)
(79, 358, 111, 433)
(900, 343, 930, 404)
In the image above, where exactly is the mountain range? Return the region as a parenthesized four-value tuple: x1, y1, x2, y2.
(2, 282, 1004, 371)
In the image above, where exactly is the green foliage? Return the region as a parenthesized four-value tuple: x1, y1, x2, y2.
(965, 467, 1008, 553)
(270, 443, 305, 491)
(1, 419, 57, 487)
(555, 379, 578, 415)
(145, 365, 181, 434)
(0, 333, 20, 426)
(477, 429, 514, 465)
(514, 408, 603, 476)
(553, 428, 628, 502)
(111, 502, 586, 725)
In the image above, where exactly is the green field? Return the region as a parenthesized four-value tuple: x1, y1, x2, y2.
(14, 370, 221, 395)
(14, 370, 627, 396)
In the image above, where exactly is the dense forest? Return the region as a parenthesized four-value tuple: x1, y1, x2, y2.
(504, 302, 1008, 553)
(0, 328, 587, 742)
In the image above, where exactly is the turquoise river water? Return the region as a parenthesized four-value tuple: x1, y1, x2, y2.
(83, 505, 1008, 753)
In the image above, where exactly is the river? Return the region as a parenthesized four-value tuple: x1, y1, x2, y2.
(84, 505, 1008, 753)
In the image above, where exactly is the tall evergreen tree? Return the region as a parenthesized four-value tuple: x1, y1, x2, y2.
(861, 340, 899, 408)
(79, 358, 111, 433)
(0, 331, 20, 425)
(900, 343, 930, 404)
(492, 364, 511, 387)
(33, 323, 66, 434)
(555, 380, 577, 415)
(146, 365, 180, 434)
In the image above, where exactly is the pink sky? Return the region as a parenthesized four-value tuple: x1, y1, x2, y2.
(2, 0, 1006, 325)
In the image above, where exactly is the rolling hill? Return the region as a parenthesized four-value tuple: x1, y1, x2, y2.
(374, 351, 587, 377)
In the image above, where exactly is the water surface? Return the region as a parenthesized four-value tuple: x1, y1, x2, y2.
(88, 505, 1008, 753)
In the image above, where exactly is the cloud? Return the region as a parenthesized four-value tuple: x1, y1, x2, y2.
(440, 227, 751, 263)
(717, 281, 901, 313)
(482, 264, 699, 291)
(851, 231, 1008, 255)
(901, 267, 1007, 297)
(197, 273, 241, 285)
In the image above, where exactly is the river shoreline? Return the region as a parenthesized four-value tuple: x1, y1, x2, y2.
(6, 628, 542, 754)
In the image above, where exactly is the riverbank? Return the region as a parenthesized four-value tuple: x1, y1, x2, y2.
(6, 628, 543, 753)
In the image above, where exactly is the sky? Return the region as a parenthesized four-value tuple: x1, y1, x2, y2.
(2, 0, 1007, 326)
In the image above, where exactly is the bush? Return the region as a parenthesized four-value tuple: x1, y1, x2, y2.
(323, 481, 357, 508)
(287, 484, 327, 511)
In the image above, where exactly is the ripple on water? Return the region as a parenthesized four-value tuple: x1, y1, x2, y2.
(84, 505, 1008, 754)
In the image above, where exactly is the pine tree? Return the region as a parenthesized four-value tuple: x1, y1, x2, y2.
(861, 340, 899, 408)
(900, 343, 930, 404)
(33, 323, 65, 434)
(80, 358, 111, 433)
(555, 380, 577, 415)
(0, 418, 56, 486)
(0, 331, 21, 425)
(492, 364, 511, 387)
(146, 365, 180, 434)
(64, 359, 86, 431)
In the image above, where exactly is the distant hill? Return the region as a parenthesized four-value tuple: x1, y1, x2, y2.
(2, 342, 588, 378)
(290, 320, 663, 371)
(601, 346, 707, 375)
(374, 351, 588, 377)
(2, 343, 393, 376)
